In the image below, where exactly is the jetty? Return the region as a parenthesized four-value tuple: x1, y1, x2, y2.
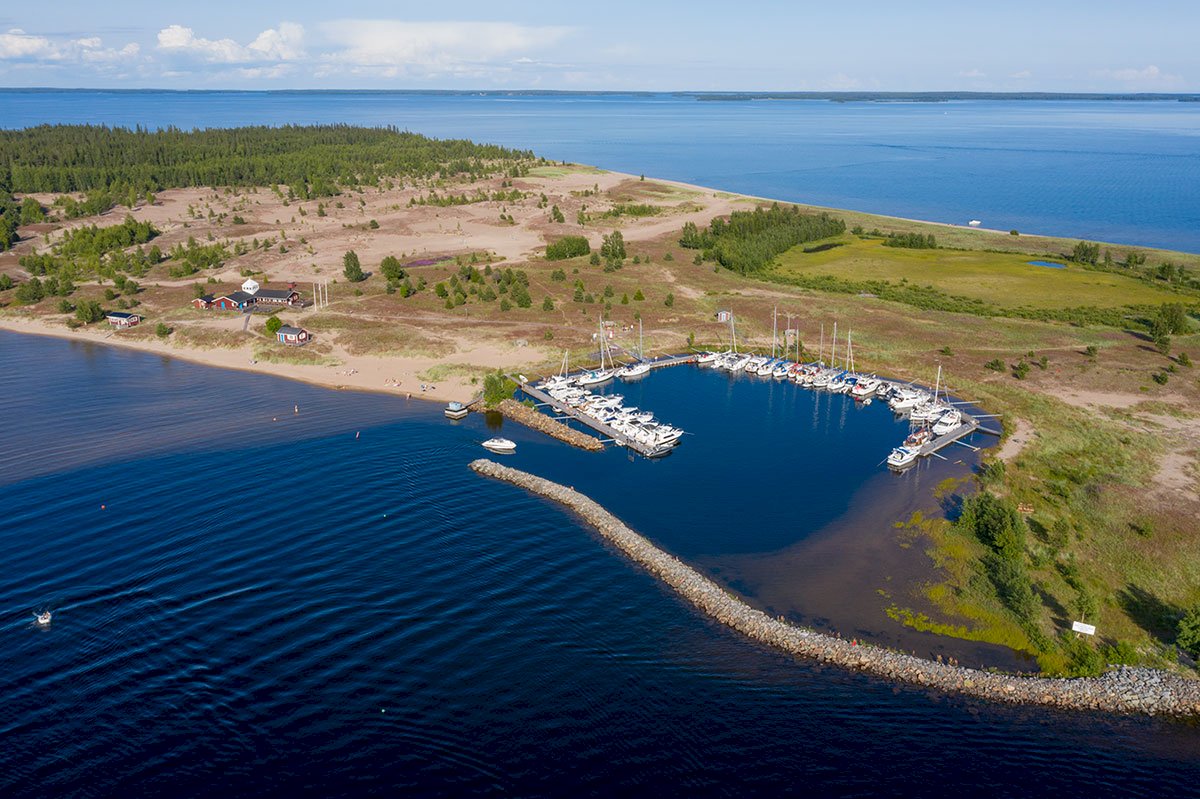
(519, 380, 674, 458)
(633, 353, 697, 370)
(471, 459, 1200, 719)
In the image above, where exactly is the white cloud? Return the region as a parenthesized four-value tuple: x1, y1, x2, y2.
(959, 68, 986, 79)
(1009, 70, 1032, 79)
(248, 22, 305, 61)
(1097, 64, 1183, 88)
(0, 28, 63, 60)
(156, 22, 304, 64)
(0, 29, 140, 64)
(319, 19, 571, 75)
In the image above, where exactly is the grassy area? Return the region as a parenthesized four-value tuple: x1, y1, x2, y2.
(418, 362, 490, 384)
(783, 203, 1200, 270)
(302, 313, 453, 357)
(251, 341, 340, 366)
(770, 237, 1194, 310)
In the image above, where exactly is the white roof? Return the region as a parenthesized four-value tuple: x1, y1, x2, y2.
(241, 278, 260, 294)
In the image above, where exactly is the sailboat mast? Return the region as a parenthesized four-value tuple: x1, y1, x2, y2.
(819, 323, 824, 364)
(831, 322, 838, 369)
(731, 311, 738, 354)
(772, 306, 777, 359)
(638, 317, 644, 360)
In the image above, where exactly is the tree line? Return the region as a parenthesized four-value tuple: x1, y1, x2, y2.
(680, 204, 846, 273)
(0, 124, 535, 197)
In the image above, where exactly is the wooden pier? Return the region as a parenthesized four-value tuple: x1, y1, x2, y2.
(642, 353, 698, 370)
(917, 415, 984, 460)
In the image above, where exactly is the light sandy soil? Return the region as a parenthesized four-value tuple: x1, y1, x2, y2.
(996, 418, 1035, 463)
(0, 314, 539, 404)
(1059, 389, 1187, 410)
(0, 168, 747, 403)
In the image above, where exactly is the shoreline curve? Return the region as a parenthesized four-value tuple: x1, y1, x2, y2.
(470, 458, 1200, 718)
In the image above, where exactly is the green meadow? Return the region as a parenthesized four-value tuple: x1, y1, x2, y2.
(770, 237, 1190, 310)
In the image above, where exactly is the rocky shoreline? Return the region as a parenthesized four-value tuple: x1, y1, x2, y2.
(493, 399, 604, 452)
(471, 458, 1200, 718)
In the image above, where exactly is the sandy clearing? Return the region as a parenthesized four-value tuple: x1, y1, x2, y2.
(996, 418, 1035, 463)
(1060, 389, 1187, 410)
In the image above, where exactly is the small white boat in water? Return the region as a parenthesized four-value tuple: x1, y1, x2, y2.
(481, 437, 517, 453)
(35, 610, 52, 626)
(696, 351, 719, 365)
(887, 446, 920, 469)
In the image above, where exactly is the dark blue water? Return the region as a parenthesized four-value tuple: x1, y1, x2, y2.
(2, 331, 1198, 797)
(4, 90, 1200, 252)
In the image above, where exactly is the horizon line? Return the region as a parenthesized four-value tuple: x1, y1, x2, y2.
(2, 87, 1200, 100)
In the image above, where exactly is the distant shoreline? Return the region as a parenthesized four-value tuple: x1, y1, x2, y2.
(3, 87, 1199, 102)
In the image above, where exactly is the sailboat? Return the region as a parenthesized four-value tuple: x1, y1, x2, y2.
(578, 322, 616, 386)
(618, 319, 651, 379)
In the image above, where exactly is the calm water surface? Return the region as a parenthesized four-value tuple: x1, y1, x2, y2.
(3, 90, 1199, 252)
(2, 331, 1198, 797)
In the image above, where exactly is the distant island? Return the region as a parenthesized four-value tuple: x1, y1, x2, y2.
(1, 123, 1198, 680)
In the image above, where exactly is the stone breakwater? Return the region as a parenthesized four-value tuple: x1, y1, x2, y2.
(494, 399, 604, 452)
(470, 458, 1200, 718)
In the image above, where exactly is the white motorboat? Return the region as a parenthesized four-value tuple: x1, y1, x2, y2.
(772, 361, 793, 379)
(35, 610, 52, 626)
(851, 376, 881, 399)
(932, 409, 963, 436)
(889, 388, 927, 411)
(481, 437, 517, 453)
(887, 446, 920, 469)
(696, 351, 719, 365)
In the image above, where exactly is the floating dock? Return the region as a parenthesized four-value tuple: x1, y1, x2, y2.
(917, 414, 983, 460)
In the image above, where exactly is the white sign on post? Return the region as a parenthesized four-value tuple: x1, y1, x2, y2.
(1071, 621, 1097, 636)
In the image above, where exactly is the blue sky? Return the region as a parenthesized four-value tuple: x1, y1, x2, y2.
(0, 1, 1195, 91)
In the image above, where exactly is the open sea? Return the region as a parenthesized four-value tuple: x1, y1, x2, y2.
(3, 332, 1200, 797)
(2, 90, 1200, 253)
(4, 92, 1200, 795)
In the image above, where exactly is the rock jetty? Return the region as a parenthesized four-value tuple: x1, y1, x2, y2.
(494, 399, 604, 452)
(471, 458, 1200, 718)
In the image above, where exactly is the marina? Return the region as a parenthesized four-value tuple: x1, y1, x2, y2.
(518, 337, 996, 467)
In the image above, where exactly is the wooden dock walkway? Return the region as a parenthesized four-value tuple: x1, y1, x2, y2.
(642, 353, 697, 370)
(917, 415, 982, 459)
